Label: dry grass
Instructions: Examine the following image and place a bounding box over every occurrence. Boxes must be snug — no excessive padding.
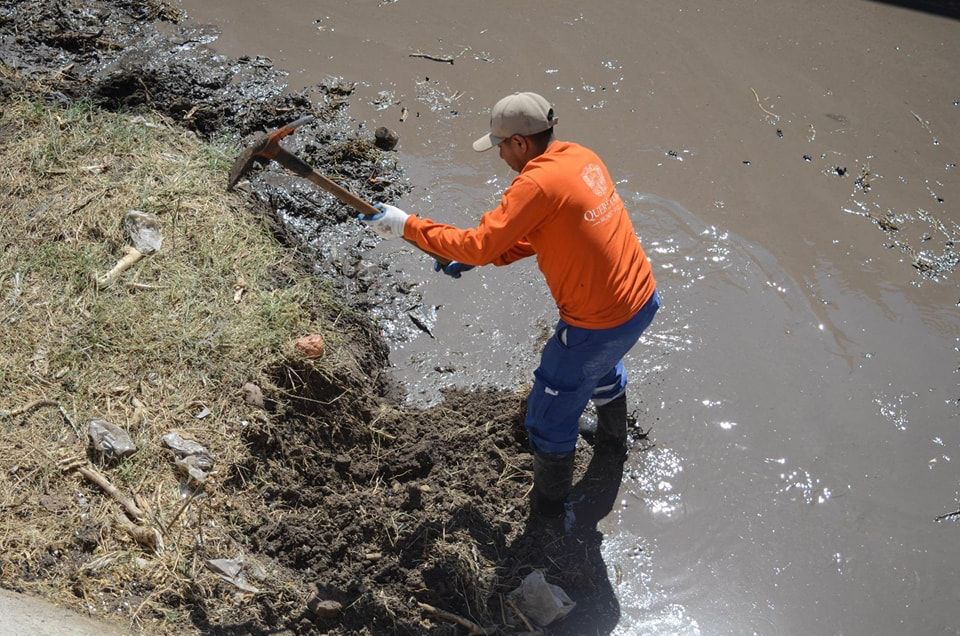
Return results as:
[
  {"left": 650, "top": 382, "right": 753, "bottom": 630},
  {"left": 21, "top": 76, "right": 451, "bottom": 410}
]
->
[{"left": 0, "top": 97, "right": 349, "bottom": 631}]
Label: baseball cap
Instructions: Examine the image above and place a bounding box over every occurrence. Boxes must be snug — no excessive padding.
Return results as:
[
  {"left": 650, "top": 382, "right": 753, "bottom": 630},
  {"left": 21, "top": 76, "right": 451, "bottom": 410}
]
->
[{"left": 472, "top": 92, "right": 559, "bottom": 152}]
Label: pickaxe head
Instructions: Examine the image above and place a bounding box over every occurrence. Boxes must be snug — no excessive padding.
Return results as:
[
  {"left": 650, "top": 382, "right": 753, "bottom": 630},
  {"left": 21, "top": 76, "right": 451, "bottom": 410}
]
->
[{"left": 227, "top": 115, "right": 316, "bottom": 191}]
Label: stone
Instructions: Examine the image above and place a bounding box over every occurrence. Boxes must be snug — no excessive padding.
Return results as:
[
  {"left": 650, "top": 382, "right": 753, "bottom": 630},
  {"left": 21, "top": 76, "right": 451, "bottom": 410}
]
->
[
  {"left": 374, "top": 126, "right": 399, "bottom": 151},
  {"left": 307, "top": 595, "right": 342, "bottom": 619}
]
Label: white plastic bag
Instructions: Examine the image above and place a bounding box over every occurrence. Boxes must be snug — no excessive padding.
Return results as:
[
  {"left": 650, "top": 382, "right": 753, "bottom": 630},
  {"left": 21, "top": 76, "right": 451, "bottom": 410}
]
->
[{"left": 509, "top": 569, "right": 576, "bottom": 627}]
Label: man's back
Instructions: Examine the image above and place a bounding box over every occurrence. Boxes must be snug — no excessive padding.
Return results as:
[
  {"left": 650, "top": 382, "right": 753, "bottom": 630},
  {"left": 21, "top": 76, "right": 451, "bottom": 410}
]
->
[{"left": 509, "top": 141, "right": 656, "bottom": 328}]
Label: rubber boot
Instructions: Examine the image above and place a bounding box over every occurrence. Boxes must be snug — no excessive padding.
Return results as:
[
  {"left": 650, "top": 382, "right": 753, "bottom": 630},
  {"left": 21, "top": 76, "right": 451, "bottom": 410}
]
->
[
  {"left": 532, "top": 451, "right": 575, "bottom": 518},
  {"left": 595, "top": 394, "right": 628, "bottom": 454}
]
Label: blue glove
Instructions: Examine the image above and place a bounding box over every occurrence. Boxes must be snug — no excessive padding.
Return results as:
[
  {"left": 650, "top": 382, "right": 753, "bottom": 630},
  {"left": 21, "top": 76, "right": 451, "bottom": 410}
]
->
[{"left": 433, "top": 260, "right": 475, "bottom": 279}]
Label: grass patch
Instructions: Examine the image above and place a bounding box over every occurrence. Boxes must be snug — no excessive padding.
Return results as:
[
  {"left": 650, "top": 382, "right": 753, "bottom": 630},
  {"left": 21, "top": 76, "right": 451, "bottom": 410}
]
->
[{"left": 0, "top": 96, "right": 362, "bottom": 631}]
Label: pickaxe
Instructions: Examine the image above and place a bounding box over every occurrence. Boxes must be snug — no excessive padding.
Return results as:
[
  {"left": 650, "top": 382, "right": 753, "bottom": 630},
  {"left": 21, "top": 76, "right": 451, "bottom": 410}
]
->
[{"left": 228, "top": 116, "right": 449, "bottom": 266}]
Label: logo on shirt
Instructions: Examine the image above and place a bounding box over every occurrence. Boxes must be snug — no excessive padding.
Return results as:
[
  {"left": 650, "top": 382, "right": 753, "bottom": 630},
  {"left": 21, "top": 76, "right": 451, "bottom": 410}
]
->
[
  {"left": 580, "top": 163, "right": 607, "bottom": 197},
  {"left": 583, "top": 191, "right": 621, "bottom": 225}
]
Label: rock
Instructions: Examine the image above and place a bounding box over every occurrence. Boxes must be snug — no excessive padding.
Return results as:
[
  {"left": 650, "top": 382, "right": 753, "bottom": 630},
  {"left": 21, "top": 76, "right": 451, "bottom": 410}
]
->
[
  {"left": 307, "top": 595, "right": 342, "bottom": 619},
  {"left": 374, "top": 126, "right": 399, "bottom": 151},
  {"left": 294, "top": 334, "right": 325, "bottom": 359},
  {"left": 87, "top": 419, "right": 137, "bottom": 461},
  {"left": 333, "top": 454, "right": 351, "bottom": 472},
  {"left": 242, "top": 382, "right": 265, "bottom": 409}
]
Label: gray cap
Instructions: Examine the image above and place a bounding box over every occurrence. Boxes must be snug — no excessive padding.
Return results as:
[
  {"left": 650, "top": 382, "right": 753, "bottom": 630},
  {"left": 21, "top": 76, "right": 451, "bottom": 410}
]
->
[{"left": 473, "top": 92, "right": 559, "bottom": 152}]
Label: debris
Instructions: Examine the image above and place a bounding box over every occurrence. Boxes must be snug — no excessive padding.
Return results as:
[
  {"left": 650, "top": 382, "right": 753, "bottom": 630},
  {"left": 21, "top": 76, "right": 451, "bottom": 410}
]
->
[
  {"left": 307, "top": 595, "right": 342, "bottom": 619},
  {"left": 175, "top": 455, "right": 212, "bottom": 483},
  {"left": 161, "top": 432, "right": 214, "bottom": 481},
  {"left": 242, "top": 382, "right": 265, "bottom": 409},
  {"left": 400, "top": 106, "right": 408, "bottom": 122},
  {"left": 193, "top": 405, "right": 211, "bottom": 419},
  {"left": 95, "top": 210, "right": 163, "bottom": 288},
  {"left": 233, "top": 274, "right": 247, "bottom": 303},
  {"left": 59, "top": 457, "right": 145, "bottom": 523},
  {"left": 409, "top": 51, "right": 455, "bottom": 64},
  {"left": 508, "top": 569, "right": 575, "bottom": 627},
  {"left": 408, "top": 312, "right": 435, "bottom": 338},
  {"left": 0, "top": 398, "right": 59, "bottom": 419},
  {"left": 776, "top": 128, "right": 783, "bottom": 138},
  {"left": 749, "top": 87, "right": 779, "bottom": 123},
  {"left": 834, "top": 166, "right": 847, "bottom": 177},
  {"left": 115, "top": 515, "right": 164, "bottom": 554},
  {"left": 418, "top": 601, "right": 493, "bottom": 635},
  {"left": 163, "top": 480, "right": 205, "bottom": 534},
  {"left": 803, "top": 154, "right": 813, "bottom": 162},
  {"left": 206, "top": 557, "right": 262, "bottom": 593},
  {"left": 506, "top": 597, "right": 537, "bottom": 633},
  {"left": 935, "top": 509, "right": 960, "bottom": 522},
  {"left": 87, "top": 418, "right": 137, "bottom": 461}
]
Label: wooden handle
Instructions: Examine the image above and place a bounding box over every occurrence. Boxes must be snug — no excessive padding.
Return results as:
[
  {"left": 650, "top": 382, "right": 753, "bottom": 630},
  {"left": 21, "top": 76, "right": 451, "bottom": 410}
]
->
[
  {"left": 304, "top": 171, "right": 380, "bottom": 217},
  {"left": 274, "top": 149, "right": 451, "bottom": 266},
  {"left": 96, "top": 247, "right": 145, "bottom": 288},
  {"left": 275, "top": 149, "right": 380, "bottom": 215}
]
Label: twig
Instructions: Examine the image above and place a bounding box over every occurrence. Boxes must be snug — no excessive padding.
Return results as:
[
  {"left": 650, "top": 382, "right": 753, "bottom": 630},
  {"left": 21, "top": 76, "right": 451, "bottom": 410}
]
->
[
  {"left": 417, "top": 602, "right": 493, "bottom": 635},
  {"left": 507, "top": 598, "right": 537, "bottom": 633},
  {"left": 115, "top": 514, "right": 164, "bottom": 554},
  {"left": 750, "top": 87, "right": 779, "bottom": 122},
  {"left": 163, "top": 482, "right": 205, "bottom": 536},
  {"left": 60, "top": 459, "right": 145, "bottom": 522},
  {"left": 409, "top": 52, "right": 454, "bottom": 64},
  {"left": 66, "top": 189, "right": 105, "bottom": 216},
  {"left": 0, "top": 399, "right": 59, "bottom": 419},
  {"left": 58, "top": 404, "right": 82, "bottom": 438}
]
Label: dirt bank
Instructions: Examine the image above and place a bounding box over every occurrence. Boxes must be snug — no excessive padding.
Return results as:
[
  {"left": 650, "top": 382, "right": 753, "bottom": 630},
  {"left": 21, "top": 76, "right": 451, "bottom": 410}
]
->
[{"left": 0, "top": 1, "right": 627, "bottom": 634}]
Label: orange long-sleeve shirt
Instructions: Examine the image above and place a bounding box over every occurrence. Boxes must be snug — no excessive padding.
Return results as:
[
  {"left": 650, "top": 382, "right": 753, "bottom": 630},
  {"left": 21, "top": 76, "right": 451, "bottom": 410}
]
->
[{"left": 404, "top": 141, "right": 656, "bottom": 329}]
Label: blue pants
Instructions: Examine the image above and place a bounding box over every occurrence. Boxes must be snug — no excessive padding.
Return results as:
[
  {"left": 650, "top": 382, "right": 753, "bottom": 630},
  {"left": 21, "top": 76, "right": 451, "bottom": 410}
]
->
[{"left": 525, "top": 290, "right": 660, "bottom": 454}]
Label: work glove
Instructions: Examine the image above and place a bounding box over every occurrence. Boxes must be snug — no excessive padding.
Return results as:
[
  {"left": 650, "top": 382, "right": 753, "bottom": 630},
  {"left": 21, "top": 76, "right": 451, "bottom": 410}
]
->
[
  {"left": 433, "top": 260, "right": 475, "bottom": 279},
  {"left": 359, "top": 203, "right": 409, "bottom": 239}
]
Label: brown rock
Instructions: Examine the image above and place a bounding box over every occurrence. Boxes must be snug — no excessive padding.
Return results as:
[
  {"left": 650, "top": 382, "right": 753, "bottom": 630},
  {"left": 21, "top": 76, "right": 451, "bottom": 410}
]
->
[
  {"left": 294, "top": 334, "right": 325, "bottom": 359},
  {"left": 308, "top": 595, "right": 342, "bottom": 619}
]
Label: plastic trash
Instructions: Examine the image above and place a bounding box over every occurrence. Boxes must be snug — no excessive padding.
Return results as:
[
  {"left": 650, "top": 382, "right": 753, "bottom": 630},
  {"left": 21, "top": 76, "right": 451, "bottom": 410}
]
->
[
  {"left": 87, "top": 419, "right": 137, "bottom": 460},
  {"left": 509, "top": 569, "right": 575, "bottom": 627}
]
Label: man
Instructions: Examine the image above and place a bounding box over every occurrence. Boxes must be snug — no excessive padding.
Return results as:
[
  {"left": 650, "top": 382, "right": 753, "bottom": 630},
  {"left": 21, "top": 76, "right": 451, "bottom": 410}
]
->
[{"left": 361, "top": 91, "right": 659, "bottom": 517}]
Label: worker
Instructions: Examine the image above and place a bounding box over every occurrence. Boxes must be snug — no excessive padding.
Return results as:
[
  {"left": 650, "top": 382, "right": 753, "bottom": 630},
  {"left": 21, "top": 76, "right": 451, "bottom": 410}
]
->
[{"left": 361, "top": 92, "right": 659, "bottom": 517}]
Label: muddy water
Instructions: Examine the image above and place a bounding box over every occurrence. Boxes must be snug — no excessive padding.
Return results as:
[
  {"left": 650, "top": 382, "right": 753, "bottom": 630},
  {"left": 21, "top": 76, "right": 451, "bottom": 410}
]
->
[{"left": 178, "top": 1, "right": 959, "bottom": 632}]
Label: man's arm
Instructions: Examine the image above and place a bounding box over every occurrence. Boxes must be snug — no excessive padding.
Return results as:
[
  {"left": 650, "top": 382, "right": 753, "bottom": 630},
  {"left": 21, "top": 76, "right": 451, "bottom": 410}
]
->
[
  {"left": 492, "top": 239, "right": 535, "bottom": 266},
  {"left": 403, "top": 177, "right": 546, "bottom": 266}
]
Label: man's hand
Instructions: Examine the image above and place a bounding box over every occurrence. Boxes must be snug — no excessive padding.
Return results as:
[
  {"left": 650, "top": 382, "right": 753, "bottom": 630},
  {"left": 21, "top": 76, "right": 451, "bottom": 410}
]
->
[
  {"left": 359, "top": 203, "right": 409, "bottom": 239},
  {"left": 433, "top": 260, "right": 475, "bottom": 279}
]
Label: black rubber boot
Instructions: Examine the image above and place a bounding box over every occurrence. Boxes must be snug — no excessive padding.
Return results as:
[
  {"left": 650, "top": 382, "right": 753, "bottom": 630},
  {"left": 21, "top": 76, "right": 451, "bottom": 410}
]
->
[
  {"left": 532, "top": 451, "right": 575, "bottom": 518},
  {"left": 595, "top": 394, "right": 628, "bottom": 453}
]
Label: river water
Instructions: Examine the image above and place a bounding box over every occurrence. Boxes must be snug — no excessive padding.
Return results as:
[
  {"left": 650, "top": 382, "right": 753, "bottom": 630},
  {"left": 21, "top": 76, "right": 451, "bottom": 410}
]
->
[{"left": 177, "top": 1, "right": 959, "bottom": 633}]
